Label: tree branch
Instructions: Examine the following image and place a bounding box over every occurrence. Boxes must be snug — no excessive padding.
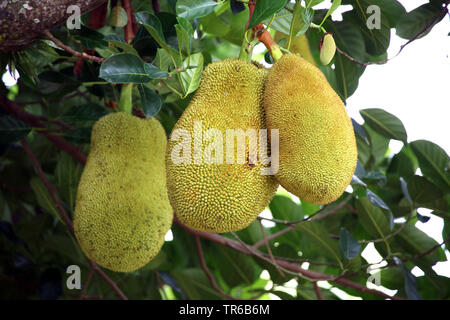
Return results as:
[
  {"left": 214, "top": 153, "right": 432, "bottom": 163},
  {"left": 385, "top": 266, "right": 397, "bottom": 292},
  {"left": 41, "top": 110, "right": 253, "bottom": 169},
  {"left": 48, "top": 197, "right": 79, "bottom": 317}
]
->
[
  {"left": 194, "top": 235, "right": 238, "bottom": 300},
  {"left": 174, "top": 218, "right": 405, "bottom": 300},
  {"left": 313, "top": 282, "right": 323, "bottom": 300},
  {"left": 43, "top": 30, "right": 105, "bottom": 64},
  {"left": 0, "top": 0, "right": 108, "bottom": 52}
]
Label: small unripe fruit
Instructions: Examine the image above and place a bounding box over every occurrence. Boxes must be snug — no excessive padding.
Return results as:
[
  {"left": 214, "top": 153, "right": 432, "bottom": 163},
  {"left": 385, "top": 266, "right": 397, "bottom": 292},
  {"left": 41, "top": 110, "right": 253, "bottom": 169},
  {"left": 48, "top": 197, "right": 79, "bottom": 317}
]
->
[{"left": 319, "top": 33, "right": 336, "bottom": 65}]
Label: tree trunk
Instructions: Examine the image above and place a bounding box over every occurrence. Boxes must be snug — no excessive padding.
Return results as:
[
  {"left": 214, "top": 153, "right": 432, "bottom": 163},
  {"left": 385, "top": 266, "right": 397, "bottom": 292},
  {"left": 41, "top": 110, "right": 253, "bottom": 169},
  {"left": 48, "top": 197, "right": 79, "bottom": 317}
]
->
[{"left": 0, "top": 0, "right": 107, "bottom": 52}]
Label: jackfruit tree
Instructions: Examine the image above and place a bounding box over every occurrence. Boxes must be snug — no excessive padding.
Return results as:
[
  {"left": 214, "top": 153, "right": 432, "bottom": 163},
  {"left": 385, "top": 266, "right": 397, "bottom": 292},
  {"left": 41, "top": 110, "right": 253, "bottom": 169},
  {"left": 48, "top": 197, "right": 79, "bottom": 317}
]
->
[{"left": 0, "top": 0, "right": 449, "bottom": 301}]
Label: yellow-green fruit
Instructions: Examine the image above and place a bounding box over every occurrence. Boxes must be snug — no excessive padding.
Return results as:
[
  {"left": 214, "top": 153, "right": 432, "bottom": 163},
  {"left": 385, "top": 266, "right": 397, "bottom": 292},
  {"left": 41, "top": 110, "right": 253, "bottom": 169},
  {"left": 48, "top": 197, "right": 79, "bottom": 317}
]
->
[
  {"left": 274, "top": 32, "right": 316, "bottom": 65},
  {"left": 320, "top": 33, "right": 336, "bottom": 65},
  {"left": 74, "top": 112, "right": 173, "bottom": 272},
  {"left": 166, "top": 59, "right": 279, "bottom": 233},
  {"left": 264, "top": 54, "right": 357, "bottom": 205}
]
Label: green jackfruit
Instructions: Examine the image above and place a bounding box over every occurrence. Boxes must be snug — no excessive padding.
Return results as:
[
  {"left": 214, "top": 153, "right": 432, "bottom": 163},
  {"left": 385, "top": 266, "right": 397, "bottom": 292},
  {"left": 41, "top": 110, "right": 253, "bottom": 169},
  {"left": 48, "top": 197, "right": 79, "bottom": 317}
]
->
[
  {"left": 74, "top": 112, "right": 173, "bottom": 272},
  {"left": 264, "top": 54, "right": 357, "bottom": 205},
  {"left": 166, "top": 59, "right": 279, "bottom": 233},
  {"left": 320, "top": 33, "right": 336, "bottom": 65}
]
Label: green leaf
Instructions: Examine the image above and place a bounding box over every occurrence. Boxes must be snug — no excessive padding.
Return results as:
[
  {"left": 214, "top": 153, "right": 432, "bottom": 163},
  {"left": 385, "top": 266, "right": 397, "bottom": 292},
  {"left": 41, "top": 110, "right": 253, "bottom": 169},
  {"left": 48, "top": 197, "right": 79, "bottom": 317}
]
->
[
  {"left": 289, "top": 6, "right": 314, "bottom": 41},
  {"left": 394, "top": 258, "right": 422, "bottom": 300},
  {"left": 175, "top": 17, "right": 193, "bottom": 57},
  {"left": 366, "top": 189, "right": 390, "bottom": 212},
  {"left": 270, "top": 8, "right": 293, "bottom": 35},
  {"left": 176, "top": 0, "right": 217, "bottom": 21},
  {"left": 396, "top": 224, "right": 445, "bottom": 267},
  {"left": 339, "top": 228, "right": 361, "bottom": 259},
  {"left": 296, "top": 221, "right": 343, "bottom": 268},
  {"left": 396, "top": 2, "right": 446, "bottom": 40},
  {"left": 346, "top": 0, "right": 391, "bottom": 56},
  {"left": 387, "top": 146, "right": 417, "bottom": 178},
  {"left": 137, "top": 85, "right": 162, "bottom": 117},
  {"left": 355, "top": 196, "right": 390, "bottom": 238},
  {"left": 143, "top": 63, "right": 170, "bottom": 79},
  {"left": 0, "top": 116, "right": 31, "bottom": 144},
  {"left": 269, "top": 194, "right": 304, "bottom": 222},
  {"left": 333, "top": 50, "right": 365, "bottom": 101},
  {"left": 406, "top": 175, "right": 447, "bottom": 211},
  {"left": 99, "top": 53, "right": 150, "bottom": 83},
  {"left": 61, "top": 103, "right": 108, "bottom": 124},
  {"left": 54, "top": 152, "right": 82, "bottom": 211},
  {"left": 249, "top": 0, "right": 289, "bottom": 29},
  {"left": 179, "top": 53, "right": 204, "bottom": 97},
  {"left": 29, "top": 177, "right": 61, "bottom": 223},
  {"left": 342, "top": 0, "right": 407, "bottom": 28},
  {"left": 360, "top": 108, "right": 407, "bottom": 143},
  {"left": 135, "top": 12, "right": 178, "bottom": 61},
  {"left": 319, "top": 0, "right": 342, "bottom": 26},
  {"left": 105, "top": 35, "right": 140, "bottom": 56},
  {"left": 210, "top": 244, "right": 261, "bottom": 288},
  {"left": 62, "top": 127, "right": 92, "bottom": 145},
  {"left": 171, "top": 268, "right": 224, "bottom": 300},
  {"left": 410, "top": 140, "right": 450, "bottom": 192},
  {"left": 400, "top": 177, "right": 412, "bottom": 205}
]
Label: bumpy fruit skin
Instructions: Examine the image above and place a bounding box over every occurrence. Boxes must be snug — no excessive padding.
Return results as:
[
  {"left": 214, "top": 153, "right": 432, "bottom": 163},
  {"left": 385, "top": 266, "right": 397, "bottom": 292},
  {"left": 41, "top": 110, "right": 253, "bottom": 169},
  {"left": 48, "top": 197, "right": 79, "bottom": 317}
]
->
[
  {"left": 74, "top": 112, "right": 173, "bottom": 272},
  {"left": 275, "top": 32, "right": 316, "bottom": 66},
  {"left": 319, "top": 33, "right": 336, "bottom": 65},
  {"left": 166, "top": 59, "right": 278, "bottom": 233},
  {"left": 264, "top": 54, "right": 357, "bottom": 205}
]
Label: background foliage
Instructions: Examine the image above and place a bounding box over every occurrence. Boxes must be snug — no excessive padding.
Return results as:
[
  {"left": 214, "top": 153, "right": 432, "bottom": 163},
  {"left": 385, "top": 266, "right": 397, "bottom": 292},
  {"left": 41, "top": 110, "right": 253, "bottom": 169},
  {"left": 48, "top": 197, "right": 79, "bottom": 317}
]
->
[{"left": 0, "top": 0, "right": 449, "bottom": 300}]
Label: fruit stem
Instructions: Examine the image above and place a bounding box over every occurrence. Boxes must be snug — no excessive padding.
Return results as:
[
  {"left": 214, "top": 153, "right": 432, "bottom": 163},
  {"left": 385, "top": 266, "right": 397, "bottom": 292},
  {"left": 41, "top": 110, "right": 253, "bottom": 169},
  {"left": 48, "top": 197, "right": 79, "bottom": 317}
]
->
[{"left": 253, "top": 24, "right": 283, "bottom": 62}]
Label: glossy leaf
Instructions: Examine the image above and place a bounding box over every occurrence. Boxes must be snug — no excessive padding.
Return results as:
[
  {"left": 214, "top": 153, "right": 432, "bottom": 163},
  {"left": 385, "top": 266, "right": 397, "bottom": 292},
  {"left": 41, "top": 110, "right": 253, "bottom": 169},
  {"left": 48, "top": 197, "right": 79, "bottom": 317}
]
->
[
  {"left": 297, "top": 221, "right": 343, "bottom": 268},
  {"left": 410, "top": 140, "right": 450, "bottom": 192},
  {"left": 355, "top": 196, "right": 390, "bottom": 238},
  {"left": 360, "top": 108, "right": 407, "bottom": 143},
  {"left": 99, "top": 53, "right": 150, "bottom": 83},
  {"left": 248, "top": 0, "right": 289, "bottom": 29},
  {"left": 339, "top": 228, "right": 361, "bottom": 259},
  {"left": 0, "top": 116, "right": 31, "bottom": 144},
  {"left": 138, "top": 85, "right": 163, "bottom": 117},
  {"left": 179, "top": 53, "right": 204, "bottom": 97},
  {"left": 176, "top": 0, "right": 217, "bottom": 21}
]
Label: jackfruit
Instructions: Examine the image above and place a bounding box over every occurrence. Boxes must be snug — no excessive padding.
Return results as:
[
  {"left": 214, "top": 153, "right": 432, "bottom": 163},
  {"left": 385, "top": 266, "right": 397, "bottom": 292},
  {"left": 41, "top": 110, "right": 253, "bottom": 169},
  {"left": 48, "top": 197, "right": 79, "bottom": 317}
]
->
[
  {"left": 74, "top": 112, "right": 173, "bottom": 272},
  {"left": 275, "top": 32, "right": 316, "bottom": 65},
  {"left": 320, "top": 33, "right": 336, "bottom": 65},
  {"left": 264, "top": 54, "right": 357, "bottom": 205},
  {"left": 166, "top": 59, "right": 279, "bottom": 233}
]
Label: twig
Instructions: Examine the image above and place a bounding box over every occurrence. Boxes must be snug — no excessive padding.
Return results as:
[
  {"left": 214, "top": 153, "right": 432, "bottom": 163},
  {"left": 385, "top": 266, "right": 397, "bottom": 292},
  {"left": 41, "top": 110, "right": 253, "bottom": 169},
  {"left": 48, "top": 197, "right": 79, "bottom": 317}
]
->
[
  {"left": 43, "top": 30, "right": 104, "bottom": 64},
  {"left": 194, "top": 235, "right": 238, "bottom": 300},
  {"left": 88, "top": 261, "right": 128, "bottom": 300},
  {"left": 80, "top": 268, "right": 95, "bottom": 299},
  {"left": 258, "top": 220, "right": 285, "bottom": 278},
  {"left": 414, "top": 236, "right": 450, "bottom": 260},
  {"left": 21, "top": 139, "right": 75, "bottom": 234},
  {"left": 313, "top": 282, "right": 323, "bottom": 300}
]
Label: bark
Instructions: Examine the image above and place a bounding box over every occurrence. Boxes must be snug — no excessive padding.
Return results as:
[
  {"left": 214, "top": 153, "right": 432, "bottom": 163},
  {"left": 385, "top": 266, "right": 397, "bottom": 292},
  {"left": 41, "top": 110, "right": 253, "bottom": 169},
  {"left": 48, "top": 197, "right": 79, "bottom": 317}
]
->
[{"left": 0, "top": 0, "right": 107, "bottom": 52}]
